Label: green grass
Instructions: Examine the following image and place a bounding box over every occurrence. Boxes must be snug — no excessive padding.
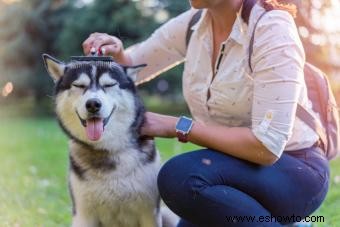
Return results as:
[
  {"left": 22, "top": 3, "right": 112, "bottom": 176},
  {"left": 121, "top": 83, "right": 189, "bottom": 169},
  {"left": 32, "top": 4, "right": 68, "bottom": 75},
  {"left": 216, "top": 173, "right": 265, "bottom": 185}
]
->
[{"left": 0, "top": 118, "right": 339, "bottom": 226}]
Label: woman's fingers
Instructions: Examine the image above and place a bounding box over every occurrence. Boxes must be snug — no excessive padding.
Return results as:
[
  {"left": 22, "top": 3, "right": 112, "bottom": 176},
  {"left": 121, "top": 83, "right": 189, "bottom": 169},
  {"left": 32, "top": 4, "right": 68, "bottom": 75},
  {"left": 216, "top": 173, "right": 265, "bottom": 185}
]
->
[
  {"left": 81, "top": 33, "right": 132, "bottom": 64},
  {"left": 82, "top": 33, "right": 100, "bottom": 55},
  {"left": 99, "top": 44, "right": 122, "bottom": 57},
  {"left": 82, "top": 33, "right": 123, "bottom": 56},
  {"left": 92, "top": 35, "right": 113, "bottom": 53},
  {"left": 82, "top": 38, "right": 93, "bottom": 55}
]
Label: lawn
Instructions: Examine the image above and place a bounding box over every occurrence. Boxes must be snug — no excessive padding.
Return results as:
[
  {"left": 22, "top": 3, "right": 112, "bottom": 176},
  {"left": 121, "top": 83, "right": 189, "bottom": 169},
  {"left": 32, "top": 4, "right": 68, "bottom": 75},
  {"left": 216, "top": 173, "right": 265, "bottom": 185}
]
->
[{"left": 0, "top": 118, "right": 339, "bottom": 226}]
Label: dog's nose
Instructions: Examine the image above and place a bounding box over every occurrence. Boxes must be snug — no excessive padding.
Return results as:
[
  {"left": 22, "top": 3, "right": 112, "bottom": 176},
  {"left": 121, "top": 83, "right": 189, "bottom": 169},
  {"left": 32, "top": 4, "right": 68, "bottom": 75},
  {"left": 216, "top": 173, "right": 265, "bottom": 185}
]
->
[{"left": 86, "top": 98, "right": 102, "bottom": 113}]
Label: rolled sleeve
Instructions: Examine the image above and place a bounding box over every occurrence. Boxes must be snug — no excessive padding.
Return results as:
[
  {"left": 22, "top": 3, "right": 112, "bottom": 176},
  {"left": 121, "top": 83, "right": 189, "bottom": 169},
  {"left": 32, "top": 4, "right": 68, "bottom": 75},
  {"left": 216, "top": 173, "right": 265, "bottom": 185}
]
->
[
  {"left": 251, "top": 10, "right": 306, "bottom": 157},
  {"left": 127, "top": 9, "right": 198, "bottom": 84}
]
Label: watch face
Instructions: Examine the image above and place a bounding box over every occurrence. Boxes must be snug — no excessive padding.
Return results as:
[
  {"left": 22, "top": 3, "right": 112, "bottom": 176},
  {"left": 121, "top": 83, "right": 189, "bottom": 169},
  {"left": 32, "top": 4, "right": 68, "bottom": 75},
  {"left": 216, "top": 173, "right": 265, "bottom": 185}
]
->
[{"left": 176, "top": 117, "right": 193, "bottom": 132}]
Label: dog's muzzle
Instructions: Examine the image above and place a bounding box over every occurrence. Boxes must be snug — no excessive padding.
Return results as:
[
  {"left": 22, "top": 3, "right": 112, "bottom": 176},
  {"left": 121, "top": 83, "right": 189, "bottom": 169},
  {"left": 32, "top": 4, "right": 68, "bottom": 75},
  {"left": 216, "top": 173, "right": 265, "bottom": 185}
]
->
[{"left": 76, "top": 106, "right": 115, "bottom": 141}]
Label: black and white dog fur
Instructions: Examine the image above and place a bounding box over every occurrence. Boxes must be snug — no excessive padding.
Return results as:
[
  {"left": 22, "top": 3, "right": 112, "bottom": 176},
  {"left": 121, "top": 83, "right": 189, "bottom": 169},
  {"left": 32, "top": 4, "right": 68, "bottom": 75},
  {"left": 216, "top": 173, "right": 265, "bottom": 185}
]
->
[{"left": 42, "top": 54, "right": 178, "bottom": 227}]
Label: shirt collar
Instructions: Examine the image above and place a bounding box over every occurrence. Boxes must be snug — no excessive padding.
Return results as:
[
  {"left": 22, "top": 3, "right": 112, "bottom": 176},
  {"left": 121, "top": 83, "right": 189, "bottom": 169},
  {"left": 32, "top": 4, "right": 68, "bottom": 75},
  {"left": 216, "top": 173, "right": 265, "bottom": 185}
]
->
[{"left": 190, "top": 6, "right": 248, "bottom": 46}]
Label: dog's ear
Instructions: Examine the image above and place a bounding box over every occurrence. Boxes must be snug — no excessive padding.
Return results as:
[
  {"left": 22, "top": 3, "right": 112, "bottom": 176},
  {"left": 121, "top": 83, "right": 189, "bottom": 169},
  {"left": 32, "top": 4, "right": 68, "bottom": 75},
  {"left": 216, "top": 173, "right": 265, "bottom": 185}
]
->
[
  {"left": 42, "top": 54, "right": 66, "bottom": 82},
  {"left": 122, "top": 64, "right": 147, "bottom": 82}
]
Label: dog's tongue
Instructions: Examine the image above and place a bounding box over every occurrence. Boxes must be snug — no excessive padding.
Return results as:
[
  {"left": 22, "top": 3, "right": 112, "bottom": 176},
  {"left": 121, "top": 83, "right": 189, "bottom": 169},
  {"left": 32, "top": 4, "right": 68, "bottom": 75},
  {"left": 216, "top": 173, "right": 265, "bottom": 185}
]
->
[{"left": 86, "top": 118, "right": 104, "bottom": 141}]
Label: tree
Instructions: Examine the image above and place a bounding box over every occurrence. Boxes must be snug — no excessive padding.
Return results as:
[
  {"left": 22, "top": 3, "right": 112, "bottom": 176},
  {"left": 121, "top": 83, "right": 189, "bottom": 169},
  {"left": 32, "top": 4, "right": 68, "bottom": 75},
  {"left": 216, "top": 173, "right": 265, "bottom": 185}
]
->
[
  {"left": 56, "top": 0, "right": 158, "bottom": 58},
  {"left": 0, "top": 0, "right": 71, "bottom": 102}
]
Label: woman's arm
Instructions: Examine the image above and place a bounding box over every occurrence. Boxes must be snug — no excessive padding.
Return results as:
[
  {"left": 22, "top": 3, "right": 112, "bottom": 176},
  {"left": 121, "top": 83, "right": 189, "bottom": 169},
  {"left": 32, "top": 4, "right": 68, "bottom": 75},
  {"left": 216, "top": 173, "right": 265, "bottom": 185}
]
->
[
  {"left": 141, "top": 112, "right": 278, "bottom": 166},
  {"left": 126, "top": 9, "right": 198, "bottom": 84},
  {"left": 82, "top": 9, "right": 199, "bottom": 84}
]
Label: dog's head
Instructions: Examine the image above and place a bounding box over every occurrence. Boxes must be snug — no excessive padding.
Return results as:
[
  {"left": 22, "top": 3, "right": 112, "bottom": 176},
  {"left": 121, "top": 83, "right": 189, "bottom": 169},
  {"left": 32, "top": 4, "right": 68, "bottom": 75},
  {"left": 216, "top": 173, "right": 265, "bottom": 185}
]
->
[{"left": 42, "top": 54, "right": 146, "bottom": 148}]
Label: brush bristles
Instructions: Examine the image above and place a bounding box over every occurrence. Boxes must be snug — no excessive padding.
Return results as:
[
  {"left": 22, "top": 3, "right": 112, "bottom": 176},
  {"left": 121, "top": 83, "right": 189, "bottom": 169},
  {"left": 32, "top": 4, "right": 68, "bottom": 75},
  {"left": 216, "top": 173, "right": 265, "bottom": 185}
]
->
[{"left": 68, "top": 61, "right": 121, "bottom": 69}]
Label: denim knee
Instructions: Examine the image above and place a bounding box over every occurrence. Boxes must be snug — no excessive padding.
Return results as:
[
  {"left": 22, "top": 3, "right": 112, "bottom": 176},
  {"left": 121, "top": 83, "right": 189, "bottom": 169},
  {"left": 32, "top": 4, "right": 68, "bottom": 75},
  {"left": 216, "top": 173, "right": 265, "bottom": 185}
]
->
[
  {"left": 157, "top": 159, "right": 173, "bottom": 199},
  {"left": 157, "top": 155, "right": 211, "bottom": 212},
  {"left": 157, "top": 157, "right": 188, "bottom": 201}
]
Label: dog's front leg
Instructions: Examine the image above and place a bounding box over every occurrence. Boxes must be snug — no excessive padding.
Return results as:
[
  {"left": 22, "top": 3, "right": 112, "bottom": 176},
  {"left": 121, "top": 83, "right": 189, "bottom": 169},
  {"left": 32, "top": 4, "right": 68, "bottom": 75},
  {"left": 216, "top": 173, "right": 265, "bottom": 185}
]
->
[
  {"left": 139, "top": 210, "right": 161, "bottom": 227},
  {"left": 72, "top": 213, "right": 99, "bottom": 227}
]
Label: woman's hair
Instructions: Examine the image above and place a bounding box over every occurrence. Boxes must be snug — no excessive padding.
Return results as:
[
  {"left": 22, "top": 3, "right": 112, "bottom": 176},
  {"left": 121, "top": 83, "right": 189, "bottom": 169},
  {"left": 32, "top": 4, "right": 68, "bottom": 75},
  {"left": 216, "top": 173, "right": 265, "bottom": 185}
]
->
[{"left": 260, "top": 0, "right": 297, "bottom": 17}]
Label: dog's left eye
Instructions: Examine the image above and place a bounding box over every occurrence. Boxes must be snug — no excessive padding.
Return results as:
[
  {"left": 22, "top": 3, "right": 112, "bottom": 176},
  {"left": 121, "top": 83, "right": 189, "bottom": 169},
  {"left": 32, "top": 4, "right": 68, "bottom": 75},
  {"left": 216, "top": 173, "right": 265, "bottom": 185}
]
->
[
  {"left": 103, "top": 83, "right": 117, "bottom": 88},
  {"left": 72, "top": 84, "right": 86, "bottom": 89}
]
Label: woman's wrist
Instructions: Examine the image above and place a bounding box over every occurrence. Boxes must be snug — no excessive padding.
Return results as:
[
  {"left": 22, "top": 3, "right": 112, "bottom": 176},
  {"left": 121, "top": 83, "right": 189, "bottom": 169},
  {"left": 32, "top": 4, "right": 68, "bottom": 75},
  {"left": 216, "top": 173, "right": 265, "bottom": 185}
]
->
[
  {"left": 141, "top": 112, "right": 178, "bottom": 138},
  {"left": 166, "top": 116, "right": 178, "bottom": 138},
  {"left": 115, "top": 52, "right": 133, "bottom": 65}
]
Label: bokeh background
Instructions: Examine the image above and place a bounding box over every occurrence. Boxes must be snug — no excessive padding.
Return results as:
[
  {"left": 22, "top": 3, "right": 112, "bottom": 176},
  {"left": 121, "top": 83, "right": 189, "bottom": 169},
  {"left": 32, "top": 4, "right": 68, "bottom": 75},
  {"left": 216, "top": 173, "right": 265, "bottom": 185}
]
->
[{"left": 0, "top": 0, "right": 339, "bottom": 226}]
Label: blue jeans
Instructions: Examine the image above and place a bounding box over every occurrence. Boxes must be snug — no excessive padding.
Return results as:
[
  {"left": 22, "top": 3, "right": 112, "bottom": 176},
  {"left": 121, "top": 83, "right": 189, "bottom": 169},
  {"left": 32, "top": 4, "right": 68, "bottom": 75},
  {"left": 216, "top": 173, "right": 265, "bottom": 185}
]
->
[{"left": 157, "top": 146, "right": 329, "bottom": 227}]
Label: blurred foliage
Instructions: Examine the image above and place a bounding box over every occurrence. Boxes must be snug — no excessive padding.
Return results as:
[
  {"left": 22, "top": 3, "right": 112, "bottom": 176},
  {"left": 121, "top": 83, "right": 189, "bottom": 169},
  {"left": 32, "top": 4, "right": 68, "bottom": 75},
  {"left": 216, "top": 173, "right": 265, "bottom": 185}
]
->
[
  {"left": 0, "top": 0, "right": 159, "bottom": 109},
  {"left": 0, "top": 0, "right": 340, "bottom": 115},
  {"left": 295, "top": 1, "right": 340, "bottom": 69},
  {"left": 56, "top": 0, "right": 158, "bottom": 58}
]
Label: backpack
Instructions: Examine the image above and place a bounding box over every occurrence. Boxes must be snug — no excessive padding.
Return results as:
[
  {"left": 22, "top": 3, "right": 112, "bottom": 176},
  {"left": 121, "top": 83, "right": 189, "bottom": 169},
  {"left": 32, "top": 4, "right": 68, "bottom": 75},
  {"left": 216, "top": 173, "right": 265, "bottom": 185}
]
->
[{"left": 185, "top": 1, "right": 340, "bottom": 160}]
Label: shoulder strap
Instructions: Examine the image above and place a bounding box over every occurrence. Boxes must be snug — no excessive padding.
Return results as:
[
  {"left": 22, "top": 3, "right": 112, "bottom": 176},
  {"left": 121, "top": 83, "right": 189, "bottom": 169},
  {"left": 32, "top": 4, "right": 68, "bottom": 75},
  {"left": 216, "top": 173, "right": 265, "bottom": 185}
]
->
[
  {"left": 296, "top": 104, "right": 327, "bottom": 146},
  {"left": 242, "top": 0, "right": 258, "bottom": 24},
  {"left": 248, "top": 11, "right": 268, "bottom": 72},
  {"left": 185, "top": 10, "right": 203, "bottom": 48},
  {"left": 186, "top": 0, "right": 258, "bottom": 48}
]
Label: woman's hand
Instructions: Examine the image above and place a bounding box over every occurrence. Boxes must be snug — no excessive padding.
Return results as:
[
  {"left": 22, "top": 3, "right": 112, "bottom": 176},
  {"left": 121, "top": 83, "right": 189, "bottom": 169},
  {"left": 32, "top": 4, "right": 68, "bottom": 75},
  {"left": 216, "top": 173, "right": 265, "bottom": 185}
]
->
[
  {"left": 82, "top": 32, "right": 132, "bottom": 65},
  {"left": 141, "top": 112, "right": 178, "bottom": 138}
]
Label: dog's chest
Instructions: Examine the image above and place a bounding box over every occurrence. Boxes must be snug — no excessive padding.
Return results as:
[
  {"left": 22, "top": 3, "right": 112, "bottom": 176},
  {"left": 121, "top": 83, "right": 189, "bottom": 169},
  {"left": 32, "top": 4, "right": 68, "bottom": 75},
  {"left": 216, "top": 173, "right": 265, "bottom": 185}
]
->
[
  {"left": 69, "top": 146, "right": 160, "bottom": 224},
  {"left": 70, "top": 164, "right": 159, "bottom": 226},
  {"left": 74, "top": 165, "right": 157, "bottom": 198}
]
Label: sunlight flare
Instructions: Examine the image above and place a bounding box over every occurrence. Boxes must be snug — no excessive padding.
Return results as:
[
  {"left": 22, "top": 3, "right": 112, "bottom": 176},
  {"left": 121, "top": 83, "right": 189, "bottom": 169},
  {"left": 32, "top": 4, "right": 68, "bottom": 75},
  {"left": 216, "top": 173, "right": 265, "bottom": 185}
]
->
[
  {"left": 2, "top": 82, "right": 14, "bottom": 97},
  {"left": 2, "top": 0, "right": 20, "bottom": 4}
]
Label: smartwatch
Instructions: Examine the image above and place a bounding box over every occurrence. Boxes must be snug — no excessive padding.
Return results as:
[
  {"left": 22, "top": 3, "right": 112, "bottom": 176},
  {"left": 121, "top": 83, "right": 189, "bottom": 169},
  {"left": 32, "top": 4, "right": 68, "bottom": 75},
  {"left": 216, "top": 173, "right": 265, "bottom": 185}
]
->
[{"left": 175, "top": 116, "right": 193, "bottom": 143}]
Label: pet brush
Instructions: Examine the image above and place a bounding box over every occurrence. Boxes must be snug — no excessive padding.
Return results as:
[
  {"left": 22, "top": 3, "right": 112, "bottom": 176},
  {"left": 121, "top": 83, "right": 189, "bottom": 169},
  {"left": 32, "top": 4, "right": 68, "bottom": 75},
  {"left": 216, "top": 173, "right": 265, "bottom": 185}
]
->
[{"left": 70, "top": 48, "right": 114, "bottom": 62}]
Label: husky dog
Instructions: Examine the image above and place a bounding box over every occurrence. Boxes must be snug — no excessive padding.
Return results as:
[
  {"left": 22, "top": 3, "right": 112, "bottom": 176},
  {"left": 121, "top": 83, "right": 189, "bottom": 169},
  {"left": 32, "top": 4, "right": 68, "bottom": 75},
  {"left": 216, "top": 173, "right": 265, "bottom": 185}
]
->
[{"left": 42, "top": 54, "right": 177, "bottom": 227}]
